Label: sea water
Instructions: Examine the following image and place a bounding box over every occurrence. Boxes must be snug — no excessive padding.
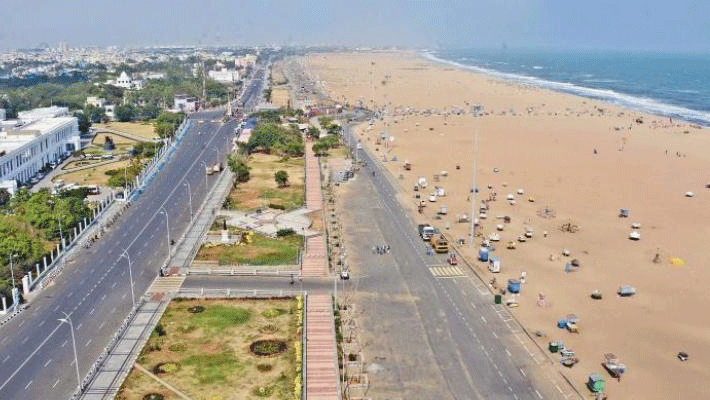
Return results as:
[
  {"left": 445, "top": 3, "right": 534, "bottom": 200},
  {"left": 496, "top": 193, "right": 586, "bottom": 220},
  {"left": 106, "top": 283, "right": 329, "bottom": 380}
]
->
[{"left": 425, "top": 49, "right": 710, "bottom": 126}]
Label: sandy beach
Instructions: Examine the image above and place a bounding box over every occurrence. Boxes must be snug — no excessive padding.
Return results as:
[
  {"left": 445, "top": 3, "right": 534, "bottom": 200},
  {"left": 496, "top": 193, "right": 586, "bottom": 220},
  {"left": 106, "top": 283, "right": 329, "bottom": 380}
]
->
[{"left": 301, "top": 51, "right": 710, "bottom": 399}]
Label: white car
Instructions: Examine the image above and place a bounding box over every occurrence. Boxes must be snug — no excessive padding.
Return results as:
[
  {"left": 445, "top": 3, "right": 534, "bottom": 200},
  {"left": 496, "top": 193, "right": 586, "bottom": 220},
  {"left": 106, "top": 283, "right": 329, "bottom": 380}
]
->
[{"left": 428, "top": 194, "right": 437, "bottom": 202}]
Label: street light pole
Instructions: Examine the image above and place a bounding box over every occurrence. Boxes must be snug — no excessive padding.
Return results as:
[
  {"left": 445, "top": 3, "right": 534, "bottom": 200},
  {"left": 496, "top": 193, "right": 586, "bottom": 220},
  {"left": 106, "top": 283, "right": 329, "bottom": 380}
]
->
[
  {"left": 9, "top": 253, "right": 16, "bottom": 290},
  {"left": 200, "top": 161, "right": 208, "bottom": 189},
  {"left": 58, "top": 312, "right": 81, "bottom": 393},
  {"left": 159, "top": 207, "right": 170, "bottom": 266},
  {"left": 120, "top": 249, "right": 136, "bottom": 308},
  {"left": 184, "top": 182, "right": 193, "bottom": 222}
]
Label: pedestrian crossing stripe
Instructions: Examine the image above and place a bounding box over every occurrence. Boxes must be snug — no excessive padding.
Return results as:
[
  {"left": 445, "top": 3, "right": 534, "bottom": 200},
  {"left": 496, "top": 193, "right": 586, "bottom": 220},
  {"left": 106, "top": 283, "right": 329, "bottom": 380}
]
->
[
  {"left": 429, "top": 266, "right": 465, "bottom": 277},
  {"left": 147, "top": 276, "right": 186, "bottom": 293}
]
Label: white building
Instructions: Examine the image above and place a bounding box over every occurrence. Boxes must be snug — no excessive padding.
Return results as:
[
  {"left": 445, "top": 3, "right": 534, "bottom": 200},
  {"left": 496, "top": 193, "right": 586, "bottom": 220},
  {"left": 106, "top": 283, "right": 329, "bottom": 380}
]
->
[
  {"left": 86, "top": 96, "right": 107, "bottom": 108},
  {"left": 0, "top": 111, "right": 80, "bottom": 194},
  {"left": 17, "top": 106, "right": 69, "bottom": 122},
  {"left": 104, "top": 104, "right": 116, "bottom": 121},
  {"left": 173, "top": 94, "right": 198, "bottom": 113},
  {"left": 208, "top": 68, "right": 240, "bottom": 84},
  {"left": 0, "top": 109, "right": 6, "bottom": 121},
  {"left": 113, "top": 71, "right": 143, "bottom": 90}
]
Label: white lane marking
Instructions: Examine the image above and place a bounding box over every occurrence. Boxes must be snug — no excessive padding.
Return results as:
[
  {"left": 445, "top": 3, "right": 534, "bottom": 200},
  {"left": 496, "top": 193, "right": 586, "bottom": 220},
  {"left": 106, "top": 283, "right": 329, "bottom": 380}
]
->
[
  {"left": 555, "top": 384, "right": 563, "bottom": 393},
  {"left": 535, "top": 389, "right": 543, "bottom": 399},
  {"left": 18, "top": 320, "right": 24, "bottom": 327},
  {"left": 76, "top": 323, "right": 82, "bottom": 331},
  {"left": 21, "top": 337, "right": 29, "bottom": 345},
  {"left": 2, "top": 356, "right": 9, "bottom": 364},
  {"left": 505, "top": 348, "right": 512, "bottom": 357},
  {"left": 89, "top": 307, "right": 95, "bottom": 315},
  {"left": 480, "top": 316, "right": 487, "bottom": 323},
  {"left": 492, "top": 331, "right": 498, "bottom": 338},
  {"left": 38, "top": 320, "right": 45, "bottom": 327},
  {"left": 43, "top": 359, "right": 51, "bottom": 367},
  {"left": 24, "top": 380, "right": 32, "bottom": 390},
  {"left": 52, "top": 379, "right": 60, "bottom": 388},
  {"left": 85, "top": 339, "right": 92, "bottom": 347},
  {"left": 61, "top": 340, "right": 67, "bottom": 348},
  {"left": 520, "top": 368, "right": 527, "bottom": 377}
]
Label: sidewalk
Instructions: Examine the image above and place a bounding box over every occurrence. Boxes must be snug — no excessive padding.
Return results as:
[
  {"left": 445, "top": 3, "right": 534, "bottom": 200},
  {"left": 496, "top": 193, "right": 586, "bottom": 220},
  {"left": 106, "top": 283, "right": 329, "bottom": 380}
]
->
[
  {"left": 301, "top": 138, "right": 327, "bottom": 277},
  {"left": 76, "top": 299, "right": 169, "bottom": 400},
  {"left": 171, "top": 168, "right": 234, "bottom": 275},
  {"left": 306, "top": 294, "right": 340, "bottom": 400}
]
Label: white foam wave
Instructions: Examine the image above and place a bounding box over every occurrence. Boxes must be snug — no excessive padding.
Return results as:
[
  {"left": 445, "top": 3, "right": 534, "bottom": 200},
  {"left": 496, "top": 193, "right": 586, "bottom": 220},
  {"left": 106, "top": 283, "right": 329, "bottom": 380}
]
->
[
  {"left": 532, "top": 66, "right": 543, "bottom": 70},
  {"left": 422, "top": 52, "right": 710, "bottom": 126}
]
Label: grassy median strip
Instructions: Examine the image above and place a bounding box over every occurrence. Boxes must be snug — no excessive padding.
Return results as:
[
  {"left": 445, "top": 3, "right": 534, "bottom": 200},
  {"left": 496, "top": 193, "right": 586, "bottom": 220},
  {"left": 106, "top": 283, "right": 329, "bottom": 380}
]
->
[
  {"left": 225, "top": 153, "right": 304, "bottom": 211},
  {"left": 117, "top": 298, "right": 302, "bottom": 400},
  {"left": 196, "top": 231, "right": 302, "bottom": 266}
]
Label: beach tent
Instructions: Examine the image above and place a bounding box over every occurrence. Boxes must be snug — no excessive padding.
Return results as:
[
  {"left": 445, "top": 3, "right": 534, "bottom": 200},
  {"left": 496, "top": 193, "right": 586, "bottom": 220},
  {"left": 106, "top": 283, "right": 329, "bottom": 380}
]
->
[{"left": 669, "top": 258, "right": 685, "bottom": 266}]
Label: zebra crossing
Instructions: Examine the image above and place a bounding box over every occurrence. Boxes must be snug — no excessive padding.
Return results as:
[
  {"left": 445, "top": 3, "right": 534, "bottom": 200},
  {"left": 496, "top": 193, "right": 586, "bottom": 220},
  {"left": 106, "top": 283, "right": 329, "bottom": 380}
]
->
[
  {"left": 429, "top": 265, "right": 466, "bottom": 277},
  {"left": 146, "top": 276, "right": 186, "bottom": 294}
]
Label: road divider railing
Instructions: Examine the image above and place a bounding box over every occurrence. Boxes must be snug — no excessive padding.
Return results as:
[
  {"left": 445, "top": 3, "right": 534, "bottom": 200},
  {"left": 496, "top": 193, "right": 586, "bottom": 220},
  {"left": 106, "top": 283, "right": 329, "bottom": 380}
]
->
[{"left": 174, "top": 288, "right": 304, "bottom": 299}]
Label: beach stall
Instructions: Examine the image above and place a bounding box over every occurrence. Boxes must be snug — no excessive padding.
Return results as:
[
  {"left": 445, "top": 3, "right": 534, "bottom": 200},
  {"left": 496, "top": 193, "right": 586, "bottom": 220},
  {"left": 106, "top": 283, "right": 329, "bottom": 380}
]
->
[
  {"left": 489, "top": 256, "right": 501, "bottom": 273},
  {"left": 479, "top": 247, "right": 489, "bottom": 261},
  {"left": 507, "top": 278, "right": 521, "bottom": 293},
  {"left": 587, "top": 373, "right": 606, "bottom": 393}
]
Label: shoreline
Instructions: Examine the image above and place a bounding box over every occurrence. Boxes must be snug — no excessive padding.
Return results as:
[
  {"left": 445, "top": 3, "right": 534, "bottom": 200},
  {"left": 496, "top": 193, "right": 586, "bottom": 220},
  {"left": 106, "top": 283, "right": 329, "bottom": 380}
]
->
[
  {"left": 303, "top": 50, "right": 710, "bottom": 400},
  {"left": 420, "top": 50, "right": 710, "bottom": 128}
]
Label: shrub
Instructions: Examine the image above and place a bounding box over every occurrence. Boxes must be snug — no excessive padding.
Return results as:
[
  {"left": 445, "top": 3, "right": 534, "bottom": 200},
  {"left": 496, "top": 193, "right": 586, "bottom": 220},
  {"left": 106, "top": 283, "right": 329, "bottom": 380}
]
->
[
  {"left": 268, "top": 203, "right": 285, "bottom": 210},
  {"left": 276, "top": 228, "right": 295, "bottom": 237}
]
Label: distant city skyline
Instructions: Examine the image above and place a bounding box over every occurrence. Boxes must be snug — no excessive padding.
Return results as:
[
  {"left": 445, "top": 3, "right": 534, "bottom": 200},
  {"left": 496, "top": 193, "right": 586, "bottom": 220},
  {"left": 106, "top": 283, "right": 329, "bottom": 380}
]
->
[{"left": 1, "top": 0, "right": 709, "bottom": 52}]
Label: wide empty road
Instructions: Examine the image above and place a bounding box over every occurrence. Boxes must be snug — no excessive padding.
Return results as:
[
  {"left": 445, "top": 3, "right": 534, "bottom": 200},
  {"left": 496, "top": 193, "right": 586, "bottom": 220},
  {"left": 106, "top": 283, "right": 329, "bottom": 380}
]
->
[
  {"left": 339, "top": 128, "right": 574, "bottom": 400},
  {"left": 0, "top": 70, "right": 264, "bottom": 400}
]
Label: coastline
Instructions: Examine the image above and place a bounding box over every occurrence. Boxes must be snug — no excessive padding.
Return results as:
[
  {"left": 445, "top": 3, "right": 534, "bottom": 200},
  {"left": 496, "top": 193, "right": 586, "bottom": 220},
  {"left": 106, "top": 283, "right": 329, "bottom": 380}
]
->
[
  {"left": 302, "top": 50, "right": 710, "bottom": 400},
  {"left": 421, "top": 50, "right": 710, "bottom": 128}
]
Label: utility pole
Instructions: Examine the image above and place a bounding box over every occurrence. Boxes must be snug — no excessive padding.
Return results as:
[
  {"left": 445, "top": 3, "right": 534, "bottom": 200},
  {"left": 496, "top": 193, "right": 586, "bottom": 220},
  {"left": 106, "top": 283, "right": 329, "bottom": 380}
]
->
[
  {"left": 470, "top": 117, "right": 478, "bottom": 247},
  {"left": 59, "top": 312, "right": 81, "bottom": 394}
]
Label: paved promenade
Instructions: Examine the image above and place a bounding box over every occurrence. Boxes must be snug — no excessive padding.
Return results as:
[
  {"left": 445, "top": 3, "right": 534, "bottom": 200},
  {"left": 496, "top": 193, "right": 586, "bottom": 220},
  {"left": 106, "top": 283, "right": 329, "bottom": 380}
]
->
[
  {"left": 306, "top": 294, "right": 340, "bottom": 400},
  {"left": 301, "top": 138, "right": 327, "bottom": 277}
]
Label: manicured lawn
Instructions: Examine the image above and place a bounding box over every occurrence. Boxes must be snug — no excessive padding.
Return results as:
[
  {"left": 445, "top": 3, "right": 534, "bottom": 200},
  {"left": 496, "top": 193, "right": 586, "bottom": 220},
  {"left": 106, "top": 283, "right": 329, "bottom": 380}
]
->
[
  {"left": 95, "top": 122, "right": 158, "bottom": 139},
  {"left": 195, "top": 232, "right": 303, "bottom": 266},
  {"left": 52, "top": 159, "right": 134, "bottom": 186},
  {"left": 226, "top": 154, "right": 305, "bottom": 211},
  {"left": 116, "top": 298, "right": 302, "bottom": 400}
]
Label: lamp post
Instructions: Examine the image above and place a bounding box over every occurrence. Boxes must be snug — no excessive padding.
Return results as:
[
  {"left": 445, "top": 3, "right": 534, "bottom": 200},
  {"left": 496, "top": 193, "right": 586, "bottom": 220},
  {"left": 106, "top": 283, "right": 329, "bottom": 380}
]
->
[
  {"left": 120, "top": 249, "right": 136, "bottom": 308},
  {"left": 159, "top": 207, "right": 170, "bottom": 266},
  {"left": 9, "top": 253, "right": 16, "bottom": 291},
  {"left": 200, "top": 161, "right": 208, "bottom": 189},
  {"left": 58, "top": 312, "right": 81, "bottom": 393},
  {"left": 184, "top": 182, "right": 193, "bottom": 222}
]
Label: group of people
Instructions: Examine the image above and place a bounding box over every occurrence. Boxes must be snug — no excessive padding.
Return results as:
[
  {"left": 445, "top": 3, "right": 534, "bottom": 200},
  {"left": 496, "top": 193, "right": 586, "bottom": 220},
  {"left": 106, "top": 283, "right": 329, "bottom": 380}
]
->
[{"left": 373, "top": 244, "right": 391, "bottom": 255}]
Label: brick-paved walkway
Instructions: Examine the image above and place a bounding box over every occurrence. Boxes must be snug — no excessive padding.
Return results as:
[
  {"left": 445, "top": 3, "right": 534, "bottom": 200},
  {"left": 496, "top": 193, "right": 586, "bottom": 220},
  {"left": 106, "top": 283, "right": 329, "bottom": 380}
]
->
[
  {"left": 301, "top": 138, "right": 327, "bottom": 277},
  {"left": 301, "top": 235, "right": 327, "bottom": 277},
  {"left": 306, "top": 294, "right": 340, "bottom": 400},
  {"left": 305, "top": 138, "right": 323, "bottom": 211}
]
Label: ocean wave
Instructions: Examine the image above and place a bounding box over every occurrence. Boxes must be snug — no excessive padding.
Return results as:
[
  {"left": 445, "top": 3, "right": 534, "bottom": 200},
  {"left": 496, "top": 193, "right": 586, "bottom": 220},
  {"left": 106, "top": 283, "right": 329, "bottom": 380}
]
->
[
  {"left": 583, "top": 78, "right": 621, "bottom": 83},
  {"left": 532, "top": 66, "right": 544, "bottom": 70},
  {"left": 422, "top": 51, "right": 710, "bottom": 126}
]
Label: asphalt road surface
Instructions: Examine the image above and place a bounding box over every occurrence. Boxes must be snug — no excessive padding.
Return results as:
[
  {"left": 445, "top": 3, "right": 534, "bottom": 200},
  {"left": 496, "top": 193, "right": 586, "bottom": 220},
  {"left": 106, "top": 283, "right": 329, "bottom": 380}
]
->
[
  {"left": 336, "top": 127, "right": 571, "bottom": 400},
  {"left": 0, "top": 69, "right": 264, "bottom": 400}
]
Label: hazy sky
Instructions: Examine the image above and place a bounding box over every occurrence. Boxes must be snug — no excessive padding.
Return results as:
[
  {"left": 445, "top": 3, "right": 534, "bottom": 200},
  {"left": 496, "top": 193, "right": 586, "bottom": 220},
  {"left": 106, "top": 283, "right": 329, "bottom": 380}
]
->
[{"left": 1, "top": 0, "right": 709, "bottom": 52}]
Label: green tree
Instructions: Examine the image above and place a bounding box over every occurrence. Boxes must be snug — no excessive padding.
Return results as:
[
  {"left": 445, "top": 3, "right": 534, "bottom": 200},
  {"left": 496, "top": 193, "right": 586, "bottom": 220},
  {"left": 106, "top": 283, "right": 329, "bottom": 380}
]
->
[
  {"left": 312, "top": 141, "right": 328, "bottom": 156},
  {"left": 0, "top": 188, "right": 10, "bottom": 207},
  {"left": 83, "top": 105, "right": 106, "bottom": 123},
  {"left": 274, "top": 170, "right": 288, "bottom": 187},
  {"left": 227, "top": 154, "right": 250, "bottom": 183},
  {"left": 114, "top": 104, "right": 135, "bottom": 122},
  {"left": 306, "top": 126, "right": 320, "bottom": 140},
  {"left": 73, "top": 111, "right": 91, "bottom": 134}
]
